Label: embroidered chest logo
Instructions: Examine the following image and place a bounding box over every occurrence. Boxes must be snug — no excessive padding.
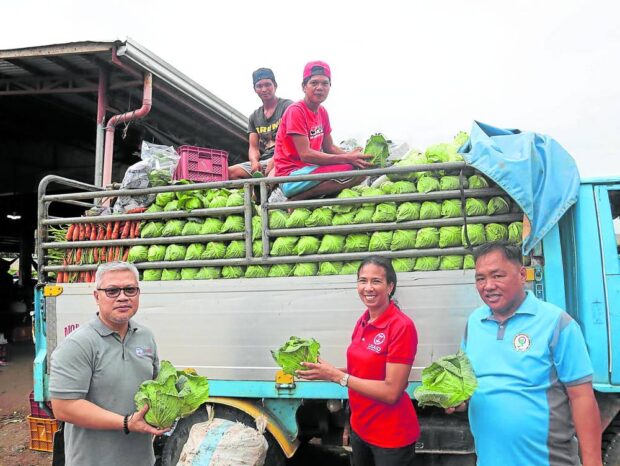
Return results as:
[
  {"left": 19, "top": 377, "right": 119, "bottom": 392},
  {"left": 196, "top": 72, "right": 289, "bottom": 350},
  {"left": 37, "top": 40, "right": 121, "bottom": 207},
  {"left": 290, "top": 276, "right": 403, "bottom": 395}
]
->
[
  {"left": 367, "top": 333, "right": 386, "bottom": 353},
  {"left": 513, "top": 334, "right": 531, "bottom": 352},
  {"left": 373, "top": 333, "right": 386, "bottom": 345},
  {"left": 135, "top": 346, "right": 153, "bottom": 357}
]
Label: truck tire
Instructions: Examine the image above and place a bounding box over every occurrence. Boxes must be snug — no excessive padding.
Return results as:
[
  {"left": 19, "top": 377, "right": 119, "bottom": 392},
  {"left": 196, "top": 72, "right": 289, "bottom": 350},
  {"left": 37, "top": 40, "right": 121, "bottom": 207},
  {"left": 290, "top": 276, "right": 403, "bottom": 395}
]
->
[
  {"left": 160, "top": 404, "right": 286, "bottom": 466},
  {"left": 604, "top": 417, "right": 620, "bottom": 466}
]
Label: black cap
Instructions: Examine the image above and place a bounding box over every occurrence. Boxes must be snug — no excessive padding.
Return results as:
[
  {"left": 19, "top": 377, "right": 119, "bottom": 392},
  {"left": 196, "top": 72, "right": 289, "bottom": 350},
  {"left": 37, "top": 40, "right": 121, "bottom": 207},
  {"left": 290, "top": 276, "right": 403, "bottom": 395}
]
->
[{"left": 252, "top": 68, "right": 276, "bottom": 86}]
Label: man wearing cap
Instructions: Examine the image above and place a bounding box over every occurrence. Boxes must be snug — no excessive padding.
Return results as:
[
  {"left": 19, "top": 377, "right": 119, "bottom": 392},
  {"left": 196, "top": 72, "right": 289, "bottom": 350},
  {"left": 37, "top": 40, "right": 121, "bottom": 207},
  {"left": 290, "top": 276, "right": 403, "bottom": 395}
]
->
[
  {"left": 272, "top": 61, "right": 372, "bottom": 200},
  {"left": 228, "top": 68, "right": 292, "bottom": 180}
]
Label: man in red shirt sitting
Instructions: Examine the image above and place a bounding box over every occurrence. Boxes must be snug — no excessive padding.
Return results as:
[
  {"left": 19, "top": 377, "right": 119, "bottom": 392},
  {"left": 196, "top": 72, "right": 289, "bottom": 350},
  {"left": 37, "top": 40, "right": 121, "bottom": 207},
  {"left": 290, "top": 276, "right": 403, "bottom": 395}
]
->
[{"left": 272, "top": 61, "right": 372, "bottom": 200}]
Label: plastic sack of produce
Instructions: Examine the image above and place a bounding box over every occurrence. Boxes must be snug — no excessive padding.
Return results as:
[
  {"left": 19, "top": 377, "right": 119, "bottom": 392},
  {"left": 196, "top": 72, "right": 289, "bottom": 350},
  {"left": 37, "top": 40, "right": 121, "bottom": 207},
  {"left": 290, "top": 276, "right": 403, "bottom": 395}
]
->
[
  {"left": 175, "top": 418, "right": 268, "bottom": 466},
  {"left": 141, "top": 141, "right": 180, "bottom": 186}
]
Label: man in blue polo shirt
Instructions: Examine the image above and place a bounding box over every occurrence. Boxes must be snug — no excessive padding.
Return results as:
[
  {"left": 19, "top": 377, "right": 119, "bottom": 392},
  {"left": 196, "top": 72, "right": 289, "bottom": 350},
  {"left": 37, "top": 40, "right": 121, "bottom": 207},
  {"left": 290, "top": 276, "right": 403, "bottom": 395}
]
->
[{"left": 454, "top": 242, "right": 602, "bottom": 466}]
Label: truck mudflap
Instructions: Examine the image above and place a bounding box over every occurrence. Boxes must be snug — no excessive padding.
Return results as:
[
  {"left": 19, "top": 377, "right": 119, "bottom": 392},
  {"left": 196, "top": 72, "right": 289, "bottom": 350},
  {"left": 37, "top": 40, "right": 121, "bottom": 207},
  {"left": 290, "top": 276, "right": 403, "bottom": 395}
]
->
[{"left": 207, "top": 396, "right": 301, "bottom": 458}]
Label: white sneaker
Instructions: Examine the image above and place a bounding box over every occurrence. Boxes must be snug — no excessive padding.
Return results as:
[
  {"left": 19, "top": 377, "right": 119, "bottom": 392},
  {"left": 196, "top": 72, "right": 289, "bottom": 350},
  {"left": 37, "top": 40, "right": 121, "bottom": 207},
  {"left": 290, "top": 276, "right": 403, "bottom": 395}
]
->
[{"left": 268, "top": 187, "right": 288, "bottom": 203}]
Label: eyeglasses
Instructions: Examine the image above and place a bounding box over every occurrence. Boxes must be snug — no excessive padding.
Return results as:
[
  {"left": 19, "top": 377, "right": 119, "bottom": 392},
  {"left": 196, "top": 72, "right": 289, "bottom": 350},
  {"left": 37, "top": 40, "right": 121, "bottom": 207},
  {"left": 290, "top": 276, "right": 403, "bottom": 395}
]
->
[{"left": 96, "top": 287, "right": 140, "bottom": 298}]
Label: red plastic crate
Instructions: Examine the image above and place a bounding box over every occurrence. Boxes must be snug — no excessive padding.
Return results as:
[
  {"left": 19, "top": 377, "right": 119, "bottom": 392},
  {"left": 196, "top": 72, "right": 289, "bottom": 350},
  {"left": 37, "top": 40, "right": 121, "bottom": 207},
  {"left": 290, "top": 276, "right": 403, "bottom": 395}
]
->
[
  {"left": 174, "top": 145, "right": 229, "bottom": 183},
  {"left": 28, "top": 415, "right": 59, "bottom": 452},
  {"left": 29, "top": 391, "right": 53, "bottom": 419}
]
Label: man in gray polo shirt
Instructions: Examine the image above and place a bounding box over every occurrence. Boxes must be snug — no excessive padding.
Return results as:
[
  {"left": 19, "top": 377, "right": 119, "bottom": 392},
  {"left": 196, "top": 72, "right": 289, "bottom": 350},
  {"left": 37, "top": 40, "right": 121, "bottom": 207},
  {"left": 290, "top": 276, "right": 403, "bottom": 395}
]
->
[{"left": 50, "top": 261, "right": 168, "bottom": 466}]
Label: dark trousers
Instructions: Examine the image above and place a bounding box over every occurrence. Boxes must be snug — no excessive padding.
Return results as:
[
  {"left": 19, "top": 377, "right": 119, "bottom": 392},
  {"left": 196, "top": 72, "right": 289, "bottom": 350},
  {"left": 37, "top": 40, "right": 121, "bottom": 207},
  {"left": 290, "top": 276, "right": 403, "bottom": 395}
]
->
[{"left": 350, "top": 429, "right": 417, "bottom": 466}]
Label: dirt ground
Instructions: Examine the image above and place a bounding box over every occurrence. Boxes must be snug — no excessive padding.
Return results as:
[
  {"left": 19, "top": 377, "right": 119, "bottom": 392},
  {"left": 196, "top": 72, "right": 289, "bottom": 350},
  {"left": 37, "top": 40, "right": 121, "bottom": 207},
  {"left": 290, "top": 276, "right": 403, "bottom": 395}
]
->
[{"left": 0, "top": 342, "right": 51, "bottom": 466}]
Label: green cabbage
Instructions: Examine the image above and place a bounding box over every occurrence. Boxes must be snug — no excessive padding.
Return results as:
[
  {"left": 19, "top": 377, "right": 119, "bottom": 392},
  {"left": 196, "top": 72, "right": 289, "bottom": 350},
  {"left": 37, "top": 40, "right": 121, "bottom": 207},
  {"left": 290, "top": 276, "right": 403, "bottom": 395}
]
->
[
  {"left": 465, "top": 198, "right": 487, "bottom": 216},
  {"left": 439, "top": 226, "right": 462, "bottom": 248},
  {"left": 360, "top": 187, "right": 384, "bottom": 200},
  {"left": 293, "top": 262, "right": 318, "bottom": 277},
  {"left": 164, "top": 244, "right": 187, "bottom": 261},
  {"left": 388, "top": 150, "right": 428, "bottom": 181},
  {"left": 196, "top": 267, "right": 221, "bottom": 280},
  {"left": 439, "top": 255, "right": 464, "bottom": 270},
  {"left": 462, "top": 224, "right": 487, "bottom": 247},
  {"left": 146, "top": 204, "right": 163, "bottom": 213},
  {"left": 200, "top": 218, "right": 224, "bottom": 235},
  {"left": 318, "top": 235, "right": 346, "bottom": 254},
  {"left": 508, "top": 222, "right": 523, "bottom": 245},
  {"left": 201, "top": 242, "right": 226, "bottom": 259},
  {"left": 453, "top": 131, "right": 469, "bottom": 149},
  {"left": 420, "top": 201, "right": 441, "bottom": 220},
  {"left": 333, "top": 188, "right": 360, "bottom": 214},
  {"left": 223, "top": 240, "right": 245, "bottom": 259},
  {"left": 463, "top": 255, "right": 475, "bottom": 269},
  {"left": 485, "top": 223, "right": 509, "bottom": 242},
  {"left": 415, "top": 228, "right": 440, "bottom": 249},
  {"left": 417, "top": 176, "right": 440, "bottom": 193},
  {"left": 221, "top": 215, "right": 244, "bottom": 233},
  {"left": 269, "top": 210, "right": 289, "bottom": 229},
  {"left": 177, "top": 196, "right": 203, "bottom": 211},
  {"left": 468, "top": 175, "right": 489, "bottom": 189},
  {"left": 391, "top": 181, "right": 416, "bottom": 194},
  {"left": 286, "top": 208, "right": 312, "bottom": 228},
  {"left": 340, "top": 261, "right": 362, "bottom": 275},
  {"left": 164, "top": 200, "right": 180, "bottom": 212},
  {"left": 162, "top": 220, "right": 186, "bottom": 237},
  {"left": 332, "top": 211, "right": 356, "bottom": 226},
  {"left": 253, "top": 240, "right": 264, "bottom": 257},
  {"left": 439, "top": 176, "right": 461, "bottom": 191},
  {"left": 222, "top": 266, "right": 244, "bottom": 279},
  {"left": 155, "top": 192, "right": 175, "bottom": 207},
  {"left": 297, "top": 236, "right": 321, "bottom": 255},
  {"left": 162, "top": 268, "right": 181, "bottom": 280},
  {"left": 252, "top": 216, "right": 262, "bottom": 240},
  {"left": 147, "top": 245, "right": 167, "bottom": 262},
  {"left": 441, "top": 199, "right": 462, "bottom": 218},
  {"left": 391, "top": 230, "right": 417, "bottom": 251},
  {"left": 413, "top": 351, "right": 477, "bottom": 409},
  {"left": 379, "top": 181, "right": 395, "bottom": 195},
  {"left": 371, "top": 203, "right": 397, "bottom": 223},
  {"left": 245, "top": 265, "right": 270, "bottom": 278},
  {"left": 181, "top": 268, "right": 199, "bottom": 280},
  {"left": 414, "top": 256, "right": 440, "bottom": 271},
  {"left": 185, "top": 243, "right": 205, "bottom": 261},
  {"left": 425, "top": 143, "right": 451, "bottom": 163},
  {"left": 396, "top": 202, "right": 421, "bottom": 222},
  {"left": 270, "top": 237, "right": 298, "bottom": 256},
  {"left": 392, "top": 257, "right": 416, "bottom": 272},
  {"left": 487, "top": 197, "right": 510, "bottom": 216},
  {"left": 208, "top": 195, "right": 228, "bottom": 209},
  {"left": 135, "top": 360, "right": 209, "bottom": 429},
  {"left": 364, "top": 133, "right": 390, "bottom": 167},
  {"left": 268, "top": 264, "right": 294, "bottom": 277},
  {"left": 143, "top": 269, "right": 162, "bottom": 281},
  {"left": 271, "top": 336, "right": 321, "bottom": 376},
  {"left": 353, "top": 206, "right": 376, "bottom": 224},
  {"left": 305, "top": 207, "right": 333, "bottom": 227},
  {"left": 369, "top": 231, "right": 393, "bottom": 251},
  {"left": 127, "top": 245, "right": 149, "bottom": 263},
  {"left": 319, "top": 262, "right": 343, "bottom": 275},
  {"left": 226, "top": 192, "right": 244, "bottom": 207},
  {"left": 345, "top": 234, "right": 370, "bottom": 253},
  {"left": 141, "top": 222, "right": 165, "bottom": 239},
  {"left": 181, "top": 220, "right": 203, "bottom": 236}
]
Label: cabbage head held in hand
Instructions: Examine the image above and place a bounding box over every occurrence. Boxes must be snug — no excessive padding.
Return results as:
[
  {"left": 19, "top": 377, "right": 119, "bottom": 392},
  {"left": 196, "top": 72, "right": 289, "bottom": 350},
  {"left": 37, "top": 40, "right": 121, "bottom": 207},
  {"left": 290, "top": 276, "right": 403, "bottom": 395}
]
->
[
  {"left": 271, "top": 336, "right": 321, "bottom": 376},
  {"left": 413, "top": 350, "right": 477, "bottom": 409},
  {"left": 134, "top": 360, "right": 209, "bottom": 429}
]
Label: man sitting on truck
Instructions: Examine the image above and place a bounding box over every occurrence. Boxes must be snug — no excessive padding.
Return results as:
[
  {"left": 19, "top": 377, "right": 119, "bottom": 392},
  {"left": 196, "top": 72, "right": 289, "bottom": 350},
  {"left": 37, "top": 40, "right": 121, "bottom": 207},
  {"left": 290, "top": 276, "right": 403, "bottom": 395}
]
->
[
  {"left": 49, "top": 262, "right": 168, "bottom": 466},
  {"left": 271, "top": 60, "right": 372, "bottom": 201},
  {"left": 450, "top": 242, "right": 602, "bottom": 466},
  {"left": 228, "top": 68, "right": 292, "bottom": 180}
]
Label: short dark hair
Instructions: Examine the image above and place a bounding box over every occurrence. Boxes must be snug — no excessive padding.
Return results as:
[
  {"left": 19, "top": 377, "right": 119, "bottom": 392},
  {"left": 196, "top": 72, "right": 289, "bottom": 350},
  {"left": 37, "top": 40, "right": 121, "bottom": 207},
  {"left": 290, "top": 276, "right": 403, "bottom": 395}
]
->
[
  {"left": 473, "top": 241, "right": 522, "bottom": 266},
  {"left": 357, "top": 255, "right": 397, "bottom": 298}
]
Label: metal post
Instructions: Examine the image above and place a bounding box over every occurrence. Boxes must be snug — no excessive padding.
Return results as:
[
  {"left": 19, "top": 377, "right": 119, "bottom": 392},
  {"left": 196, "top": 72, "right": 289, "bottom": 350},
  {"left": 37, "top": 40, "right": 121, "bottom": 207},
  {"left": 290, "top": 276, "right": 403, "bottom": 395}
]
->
[{"left": 94, "top": 68, "right": 108, "bottom": 188}]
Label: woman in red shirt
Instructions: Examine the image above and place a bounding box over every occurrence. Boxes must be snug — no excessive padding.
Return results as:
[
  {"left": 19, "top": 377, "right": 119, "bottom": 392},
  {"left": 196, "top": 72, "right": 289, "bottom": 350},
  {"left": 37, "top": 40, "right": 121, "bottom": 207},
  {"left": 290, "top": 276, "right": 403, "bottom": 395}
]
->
[{"left": 298, "top": 255, "right": 419, "bottom": 466}]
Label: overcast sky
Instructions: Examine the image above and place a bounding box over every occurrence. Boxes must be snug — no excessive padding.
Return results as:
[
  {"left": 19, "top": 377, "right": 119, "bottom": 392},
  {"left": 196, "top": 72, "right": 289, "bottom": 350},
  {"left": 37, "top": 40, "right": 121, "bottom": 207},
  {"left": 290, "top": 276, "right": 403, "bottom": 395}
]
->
[{"left": 2, "top": 0, "right": 619, "bottom": 177}]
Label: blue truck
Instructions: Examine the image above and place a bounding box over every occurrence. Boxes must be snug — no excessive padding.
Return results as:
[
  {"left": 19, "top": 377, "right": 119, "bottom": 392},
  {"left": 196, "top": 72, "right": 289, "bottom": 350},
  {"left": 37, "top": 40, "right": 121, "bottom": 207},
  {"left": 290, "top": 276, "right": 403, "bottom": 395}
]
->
[{"left": 33, "top": 134, "right": 620, "bottom": 464}]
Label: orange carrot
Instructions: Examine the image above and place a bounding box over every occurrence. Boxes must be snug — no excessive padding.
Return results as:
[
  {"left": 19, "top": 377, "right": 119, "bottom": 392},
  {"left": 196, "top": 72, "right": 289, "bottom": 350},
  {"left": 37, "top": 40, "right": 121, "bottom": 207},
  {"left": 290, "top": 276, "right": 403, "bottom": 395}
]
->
[
  {"left": 90, "top": 224, "right": 97, "bottom": 241},
  {"left": 111, "top": 221, "right": 121, "bottom": 239},
  {"left": 122, "top": 247, "right": 129, "bottom": 262},
  {"left": 134, "top": 221, "right": 142, "bottom": 237},
  {"left": 105, "top": 222, "right": 113, "bottom": 239},
  {"left": 121, "top": 221, "right": 131, "bottom": 239},
  {"left": 78, "top": 224, "right": 85, "bottom": 241},
  {"left": 84, "top": 223, "right": 91, "bottom": 240},
  {"left": 97, "top": 224, "right": 105, "bottom": 241},
  {"left": 72, "top": 224, "right": 80, "bottom": 241},
  {"left": 66, "top": 224, "right": 76, "bottom": 241},
  {"left": 75, "top": 248, "right": 82, "bottom": 264},
  {"left": 107, "top": 247, "right": 114, "bottom": 262}
]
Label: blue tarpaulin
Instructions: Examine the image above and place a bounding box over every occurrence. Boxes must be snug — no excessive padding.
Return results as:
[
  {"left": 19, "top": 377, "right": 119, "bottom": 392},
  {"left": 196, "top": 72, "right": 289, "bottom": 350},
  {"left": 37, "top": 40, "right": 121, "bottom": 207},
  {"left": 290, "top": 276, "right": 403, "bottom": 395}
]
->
[{"left": 460, "top": 121, "right": 580, "bottom": 254}]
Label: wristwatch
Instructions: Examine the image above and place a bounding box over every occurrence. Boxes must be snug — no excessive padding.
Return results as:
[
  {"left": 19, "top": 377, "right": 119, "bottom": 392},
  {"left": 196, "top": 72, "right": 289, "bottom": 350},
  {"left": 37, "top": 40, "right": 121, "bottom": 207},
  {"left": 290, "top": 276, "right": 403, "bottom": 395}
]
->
[{"left": 339, "top": 373, "right": 350, "bottom": 387}]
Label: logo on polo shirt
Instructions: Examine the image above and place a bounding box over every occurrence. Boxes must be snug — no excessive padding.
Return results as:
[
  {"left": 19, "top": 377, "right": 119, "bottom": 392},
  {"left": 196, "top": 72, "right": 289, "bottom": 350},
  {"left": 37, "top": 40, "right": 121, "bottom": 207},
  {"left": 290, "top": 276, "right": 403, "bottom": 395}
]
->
[
  {"left": 513, "top": 333, "right": 531, "bottom": 352},
  {"left": 374, "top": 333, "right": 386, "bottom": 345},
  {"left": 135, "top": 346, "right": 153, "bottom": 357}
]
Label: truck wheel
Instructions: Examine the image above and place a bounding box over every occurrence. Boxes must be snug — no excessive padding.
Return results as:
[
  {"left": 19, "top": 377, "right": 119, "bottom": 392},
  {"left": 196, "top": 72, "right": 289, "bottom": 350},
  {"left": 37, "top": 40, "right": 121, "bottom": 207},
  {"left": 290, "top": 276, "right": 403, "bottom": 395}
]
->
[
  {"left": 603, "top": 417, "right": 620, "bottom": 466},
  {"left": 160, "top": 404, "right": 287, "bottom": 466}
]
